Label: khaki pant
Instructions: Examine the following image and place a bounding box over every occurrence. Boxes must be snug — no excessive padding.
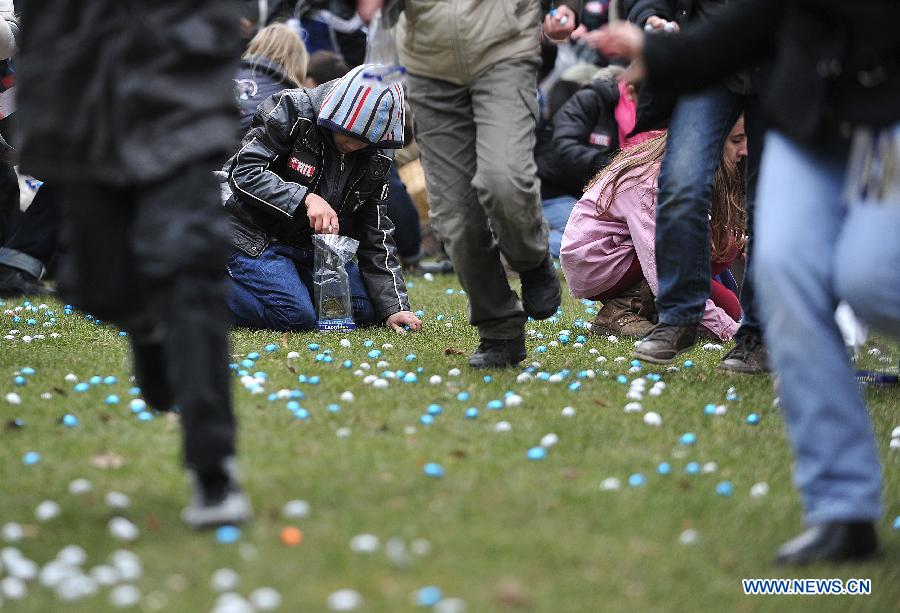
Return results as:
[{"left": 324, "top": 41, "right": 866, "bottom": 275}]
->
[{"left": 407, "top": 58, "right": 548, "bottom": 339}]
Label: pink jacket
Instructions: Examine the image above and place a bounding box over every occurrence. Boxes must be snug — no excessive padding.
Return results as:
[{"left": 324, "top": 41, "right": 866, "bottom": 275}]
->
[{"left": 560, "top": 162, "right": 739, "bottom": 341}]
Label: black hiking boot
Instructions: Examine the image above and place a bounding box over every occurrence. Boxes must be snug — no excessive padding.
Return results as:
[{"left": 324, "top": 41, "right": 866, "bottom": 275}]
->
[
  {"left": 520, "top": 254, "right": 561, "bottom": 320},
  {"left": 468, "top": 334, "right": 527, "bottom": 369},
  {"left": 632, "top": 323, "right": 697, "bottom": 364},
  {"left": 718, "top": 331, "right": 770, "bottom": 374}
]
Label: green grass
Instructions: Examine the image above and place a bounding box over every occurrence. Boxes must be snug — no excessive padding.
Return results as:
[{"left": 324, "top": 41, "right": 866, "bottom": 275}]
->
[{"left": 0, "top": 276, "right": 898, "bottom": 613}]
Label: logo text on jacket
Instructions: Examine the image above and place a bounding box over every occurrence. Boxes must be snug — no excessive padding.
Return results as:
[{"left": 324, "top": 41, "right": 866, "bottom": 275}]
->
[{"left": 288, "top": 156, "right": 316, "bottom": 178}]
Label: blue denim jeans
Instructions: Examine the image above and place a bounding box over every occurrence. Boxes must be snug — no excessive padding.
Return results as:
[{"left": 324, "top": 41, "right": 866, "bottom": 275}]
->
[
  {"left": 754, "top": 129, "right": 900, "bottom": 524},
  {"left": 655, "top": 83, "right": 765, "bottom": 339},
  {"left": 542, "top": 195, "right": 578, "bottom": 258},
  {"left": 227, "top": 242, "right": 376, "bottom": 332}
]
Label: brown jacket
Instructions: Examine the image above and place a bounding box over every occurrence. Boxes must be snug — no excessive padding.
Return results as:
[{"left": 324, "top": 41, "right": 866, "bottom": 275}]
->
[{"left": 397, "top": 0, "right": 582, "bottom": 85}]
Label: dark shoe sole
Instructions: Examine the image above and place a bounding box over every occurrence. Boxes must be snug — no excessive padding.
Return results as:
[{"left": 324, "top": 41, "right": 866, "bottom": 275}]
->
[
  {"left": 632, "top": 344, "right": 693, "bottom": 365},
  {"left": 716, "top": 360, "right": 770, "bottom": 375},
  {"left": 468, "top": 354, "right": 526, "bottom": 369},
  {"left": 774, "top": 547, "right": 881, "bottom": 567}
]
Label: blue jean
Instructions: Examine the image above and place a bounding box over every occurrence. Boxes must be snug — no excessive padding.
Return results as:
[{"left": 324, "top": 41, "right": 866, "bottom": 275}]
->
[
  {"left": 656, "top": 83, "right": 765, "bottom": 338},
  {"left": 542, "top": 195, "right": 577, "bottom": 259},
  {"left": 754, "top": 129, "right": 900, "bottom": 524},
  {"left": 227, "top": 242, "right": 376, "bottom": 332}
]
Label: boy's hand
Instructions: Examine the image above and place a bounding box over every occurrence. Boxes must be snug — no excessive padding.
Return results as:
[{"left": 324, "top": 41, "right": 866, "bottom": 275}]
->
[
  {"left": 306, "top": 193, "right": 339, "bottom": 234},
  {"left": 386, "top": 311, "right": 422, "bottom": 334}
]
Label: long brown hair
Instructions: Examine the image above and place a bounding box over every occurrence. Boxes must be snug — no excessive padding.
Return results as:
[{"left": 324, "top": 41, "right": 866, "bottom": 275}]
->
[
  {"left": 586, "top": 133, "right": 746, "bottom": 261},
  {"left": 244, "top": 23, "right": 309, "bottom": 87}
]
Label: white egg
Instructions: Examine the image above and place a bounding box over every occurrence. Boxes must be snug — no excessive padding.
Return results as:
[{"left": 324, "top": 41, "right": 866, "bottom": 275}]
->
[
  {"left": 539, "top": 433, "right": 559, "bottom": 448},
  {"left": 643, "top": 411, "right": 662, "bottom": 427}
]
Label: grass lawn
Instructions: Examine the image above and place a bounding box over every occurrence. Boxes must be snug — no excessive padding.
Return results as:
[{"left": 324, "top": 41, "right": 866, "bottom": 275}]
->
[{"left": 0, "top": 273, "right": 898, "bottom": 612}]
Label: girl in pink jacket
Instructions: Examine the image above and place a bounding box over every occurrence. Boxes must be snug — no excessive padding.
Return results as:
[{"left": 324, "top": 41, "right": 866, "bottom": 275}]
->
[{"left": 560, "top": 120, "right": 747, "bottom": 341}]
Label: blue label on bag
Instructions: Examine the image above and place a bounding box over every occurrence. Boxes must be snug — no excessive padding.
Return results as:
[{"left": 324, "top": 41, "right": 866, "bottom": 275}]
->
[{"left": 317, "top": 318, "right": 356, "bottom": 333}]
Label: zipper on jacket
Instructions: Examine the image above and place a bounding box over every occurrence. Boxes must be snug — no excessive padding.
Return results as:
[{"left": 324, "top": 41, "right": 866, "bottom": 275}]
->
[
  {"left": 337, "top": 170, "right": 366, "bottom": 215},
  {"left": 340, "top": 153, "right": 345, "bottom": 172}
]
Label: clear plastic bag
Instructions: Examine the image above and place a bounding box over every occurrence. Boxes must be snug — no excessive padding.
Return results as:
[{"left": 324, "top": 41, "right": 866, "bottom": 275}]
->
[
  {"left": 362, "top": 9, "right": 407, "bottom": 85},
  {"left": 313, "top": 234, "right": 360, "bottom": 332}
]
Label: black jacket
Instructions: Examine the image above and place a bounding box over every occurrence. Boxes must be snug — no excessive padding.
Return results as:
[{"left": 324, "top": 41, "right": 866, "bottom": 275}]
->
[
  {"left": 16, "top": 1, "right": 242, "bottom": 185},
  {"left": 625, "top": 0, "right": 694, "bottom": 27},
  {"left": 235, "top": 55, "right": 299, "bottom": 135},
  {"left": 536, "top": 78, "right": 620, "bottom": 199},
  {"left": 226, "top": 83, "right": 410, "bottom": 321},
  {"left": 642, "top": 0, "right": 900, "bottom": 144}
]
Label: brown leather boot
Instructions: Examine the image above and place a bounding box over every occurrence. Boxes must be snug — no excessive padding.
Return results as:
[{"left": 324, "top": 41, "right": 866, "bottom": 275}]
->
[{"left": 591, "top": 282, "right": 656, "bottom": 338}]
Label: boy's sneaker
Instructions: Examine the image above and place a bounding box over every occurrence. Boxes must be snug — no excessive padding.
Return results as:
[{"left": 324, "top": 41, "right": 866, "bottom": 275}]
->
[
  {"left": 718, "top": 332, "right": 769, "bottom": 374},
  {"left": 520, "top": 254, "right": 561, "bottom": 320},
  {"left": 468, "top": 334, "right": 527, "bottom": 369},
  {"left": 182, "top": 457, "right": 252, "bottom": 529},
  {"left": 632, "top": 323, "right": 697, "bottom": 364}
]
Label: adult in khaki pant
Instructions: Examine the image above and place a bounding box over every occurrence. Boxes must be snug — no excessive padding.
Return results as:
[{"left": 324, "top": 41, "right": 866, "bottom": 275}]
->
[{"left": 396, "top": 0, "right": 580, "bottom": 368}]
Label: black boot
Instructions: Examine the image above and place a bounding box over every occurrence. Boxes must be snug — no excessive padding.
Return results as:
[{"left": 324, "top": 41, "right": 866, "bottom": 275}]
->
[
  {"left": 774, "top": 522, "right": 879, "bottom": 566},
  {"left": 632, "top": 323, "right": 697, "bottom": 364},
  {"left": 182, "top": 457, "right": 252, "bottom": 529},
  {"left": 520, "top": 254, "right": 561, "bottom": 320},
  {"left": 468, "top": 334, "right": 527, "bottom": 369},
  {"left": 718, "top": 331, "right": 769, "bottom": 374},
  {"left": 0, "top": 264, "right": 53, "bottom": 298}
]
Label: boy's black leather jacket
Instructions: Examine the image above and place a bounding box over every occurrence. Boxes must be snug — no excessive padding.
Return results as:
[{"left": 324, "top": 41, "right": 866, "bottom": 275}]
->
[{"left": 225, "top": 82, "right": 409, "bottom": 321}]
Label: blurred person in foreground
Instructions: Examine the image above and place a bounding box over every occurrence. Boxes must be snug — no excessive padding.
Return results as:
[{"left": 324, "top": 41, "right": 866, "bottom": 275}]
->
[
  {"left": 597, "top": 0, "right": 900, "bottom": 565},
  {"left": 16, "top": 1, "right": 251, "bottom": 528}
]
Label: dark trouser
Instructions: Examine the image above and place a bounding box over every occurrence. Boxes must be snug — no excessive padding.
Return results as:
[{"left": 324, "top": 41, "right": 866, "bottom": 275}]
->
[
  {"left": 227, "top": 242, "right": 377, "bottom": 332},
  {"left": 407, "top": 58, "right": 548, "bottom": 340},
  {"left": 385, "top": 165, "right": 421, "bottom": 262},
  {"left": 0, "top": 183, "right": 61, "bottom": 277},
  {"left": 0, "top": 161, "right": 19, "bottom": 245},
  {"left": 655, "top": 84, "right": 765, "bottom": 340},
  {"left": 57, "top": 162, "right": 235, "bottom": 474}
]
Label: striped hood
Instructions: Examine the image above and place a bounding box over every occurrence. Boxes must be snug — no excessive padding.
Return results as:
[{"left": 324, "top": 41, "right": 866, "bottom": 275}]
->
[{"left": 316, "top": 65, "right": 405, "bottom": 149}]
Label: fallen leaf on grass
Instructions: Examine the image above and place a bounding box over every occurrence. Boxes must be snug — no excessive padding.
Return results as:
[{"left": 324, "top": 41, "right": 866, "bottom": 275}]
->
[
  {"left": 592, "top": 398, "right": 609, "bottom": 407},
  {"left": 494, "top": 578, "right": 532, "bottom": 609},
  {"left": 90, "top": 452, "right": 124, "bottom": 470},
  {"left": 444, "top": 348, "right": 466, "bottom": 356},
  {"left": 4, "top": 419, "right": 24, "bottom": 431}
]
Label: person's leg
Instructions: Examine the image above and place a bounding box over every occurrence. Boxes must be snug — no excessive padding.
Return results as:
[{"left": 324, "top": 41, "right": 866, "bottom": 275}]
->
[
  {"left": 754, "top": 132, "right": 882, "bottom": 535},
  {"left": 633, "top": 84, "right": 743, "bottom": 363},
  {"left": 407, "top": 72, "right": 526, "bottom": 343},
  {"left": 0, "top": 161, "right": 19, "bottom": 245},
  {"left": 130, "top": 161, "right": 250, "bottom": 527},
  {"left": 470, "top": 57, "right": 561, "bottom": 321},
  {"left": 734, "top": 95, "right": 765, "bottom": 336},
  {"left": 132, "top": 163, "right": 237, "bottom": 472},
  {"left": 709, "top": 278, "right": 741, "bottom": 322},
  {"left": 226, "top": 243, "right": 317, "bottom": 332},
  {"left": 719, "top": 95, "right": 770, "bottom": 373},
  {"left": 0, "top": 183, "right": 60, "bottom": 297},
  {"left": 654, "top": 85, "right": 743, "bottom": 325},
  {"left": 3, "top": 183, "right": 60, "bottom": 265},
  {"left": 833, "top": 198, "right": 900, "bottom": 338},
  {"left": 541, "top": 195, "right": 578, "bottom": 259},
  {"left": 384, "top": 165, "right": 422, "bottom": 264}
]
